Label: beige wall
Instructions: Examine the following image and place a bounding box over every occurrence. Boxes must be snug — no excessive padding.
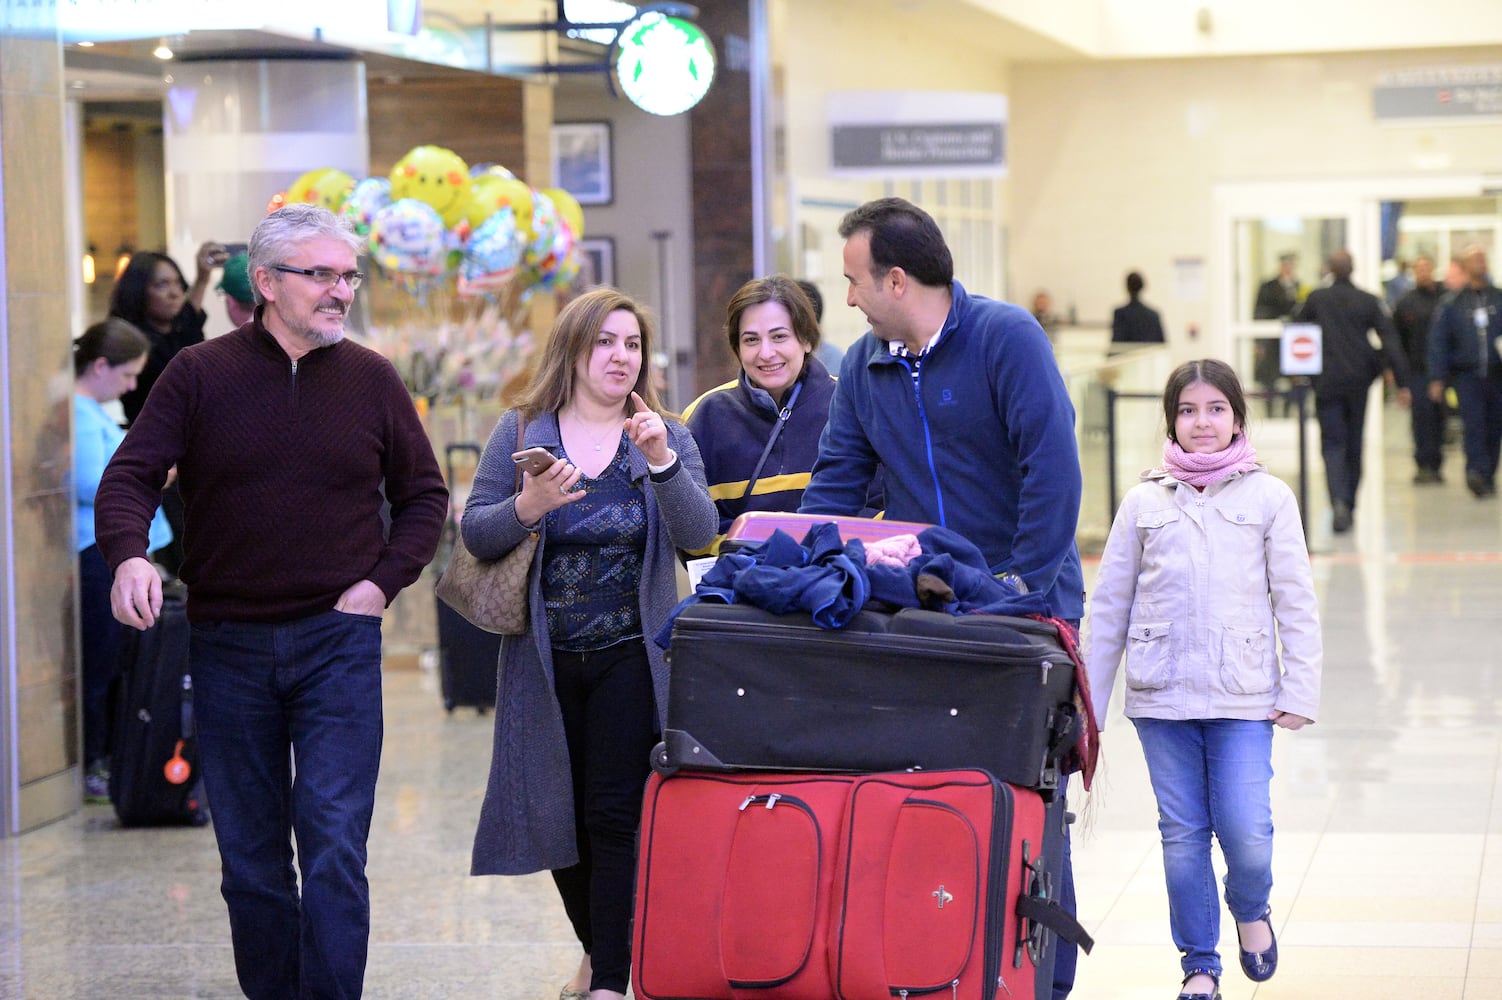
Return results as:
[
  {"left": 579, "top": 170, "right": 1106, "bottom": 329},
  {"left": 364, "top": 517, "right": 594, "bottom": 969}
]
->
[
  {"left": 773, "top": 0, "right": 1014, "bottom": 351},
  {"left": 1009, "top": 46, "right": 1502, "bottom": 348},
  {"left": 976, "top": 0, "right": 1502, "bottom": 57}
]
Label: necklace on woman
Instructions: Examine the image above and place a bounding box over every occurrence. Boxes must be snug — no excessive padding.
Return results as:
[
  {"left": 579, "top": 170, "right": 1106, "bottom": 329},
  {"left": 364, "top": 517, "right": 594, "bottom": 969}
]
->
[{"left": 567, "top": 413, "right": 623, "bottom": 452}]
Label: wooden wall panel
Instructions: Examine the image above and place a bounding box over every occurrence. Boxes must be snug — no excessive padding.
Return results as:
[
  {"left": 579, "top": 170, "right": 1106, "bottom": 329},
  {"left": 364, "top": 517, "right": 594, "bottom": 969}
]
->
[
  {"left": 367, "top": 76, "right": 535, "bottom": 181},
  {"left": 690, "top": 1, "right": 755, "bottom": 395}
]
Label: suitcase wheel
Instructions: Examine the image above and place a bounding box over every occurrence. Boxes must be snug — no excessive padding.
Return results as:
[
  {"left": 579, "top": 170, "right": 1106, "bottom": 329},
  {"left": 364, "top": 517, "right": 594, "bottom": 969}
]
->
[{"left": 649, "top": 741, "right": 678, "bottom": 776}]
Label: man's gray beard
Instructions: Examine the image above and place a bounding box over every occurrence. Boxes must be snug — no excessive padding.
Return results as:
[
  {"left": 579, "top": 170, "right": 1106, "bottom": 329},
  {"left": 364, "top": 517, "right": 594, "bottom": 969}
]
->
[{"left": 307, "top": 328, "right": 345, "bottom": 348}]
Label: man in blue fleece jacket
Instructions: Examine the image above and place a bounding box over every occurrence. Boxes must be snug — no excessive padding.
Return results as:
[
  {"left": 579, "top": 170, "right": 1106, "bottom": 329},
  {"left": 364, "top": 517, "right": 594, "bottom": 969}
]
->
[{"left": 800, "top": 196, "right": 1084, "bottom": 998}]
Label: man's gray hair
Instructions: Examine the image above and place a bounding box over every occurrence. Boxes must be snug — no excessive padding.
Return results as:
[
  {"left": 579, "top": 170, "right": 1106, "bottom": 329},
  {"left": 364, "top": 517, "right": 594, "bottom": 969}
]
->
[{"left": 247, "top": 203, "right": 363, "bottom": 306}]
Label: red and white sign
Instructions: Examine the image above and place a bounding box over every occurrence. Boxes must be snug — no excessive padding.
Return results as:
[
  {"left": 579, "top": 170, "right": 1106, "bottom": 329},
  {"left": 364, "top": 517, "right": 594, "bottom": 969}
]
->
[{"left": 1280, "top": 323, "right": 1322, "bottom": 376}]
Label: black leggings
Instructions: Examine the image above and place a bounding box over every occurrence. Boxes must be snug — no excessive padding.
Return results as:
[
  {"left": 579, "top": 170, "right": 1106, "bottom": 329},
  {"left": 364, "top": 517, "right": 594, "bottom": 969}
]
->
[{"left": 549, "top": 638, "right": 658, "bottom": 994}]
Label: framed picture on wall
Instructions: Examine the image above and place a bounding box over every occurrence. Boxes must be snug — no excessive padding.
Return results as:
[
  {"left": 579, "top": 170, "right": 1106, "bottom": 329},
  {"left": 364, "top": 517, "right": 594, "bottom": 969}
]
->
[
  {"left": 551, "top": 122, "right": 613, "bottom": 206},
  {"left": 578, "top": 237, "right": 616, "bottom": 289}
]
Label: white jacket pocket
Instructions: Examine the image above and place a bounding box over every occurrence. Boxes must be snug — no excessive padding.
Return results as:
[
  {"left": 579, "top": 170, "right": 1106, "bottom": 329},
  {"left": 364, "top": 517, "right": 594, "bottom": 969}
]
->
[
  {"left": 1125, "top": 621, "right": 1173, "bottom": 690},
  {"left": 1220, "top": 624, "right": 1275, "bottom": 694}
]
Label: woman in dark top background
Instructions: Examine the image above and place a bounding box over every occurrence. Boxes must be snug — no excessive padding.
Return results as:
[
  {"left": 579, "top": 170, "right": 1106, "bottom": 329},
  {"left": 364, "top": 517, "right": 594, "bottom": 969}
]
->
[{"left": 108, "top": 242, "right": 228, "bottom": 423}]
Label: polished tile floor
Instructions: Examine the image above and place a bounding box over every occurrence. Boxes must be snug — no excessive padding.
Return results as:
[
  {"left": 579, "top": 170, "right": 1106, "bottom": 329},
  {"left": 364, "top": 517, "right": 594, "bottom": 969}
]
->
[{"left": 3, "top": 412, "right": 1501, "bottom": 999}]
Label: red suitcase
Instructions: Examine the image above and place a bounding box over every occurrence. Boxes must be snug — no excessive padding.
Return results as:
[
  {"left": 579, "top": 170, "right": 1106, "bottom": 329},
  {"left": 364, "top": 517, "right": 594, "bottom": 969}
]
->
[{"left": 632, "top": 769, "right": 1089, "bottom": 1000}]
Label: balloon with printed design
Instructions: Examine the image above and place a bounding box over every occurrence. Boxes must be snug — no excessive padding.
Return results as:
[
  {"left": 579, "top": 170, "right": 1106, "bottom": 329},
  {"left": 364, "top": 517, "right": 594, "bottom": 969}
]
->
[
  {"left": 540, "top": 187, "right": 585, "bottom": 242},
  {"left": 468, "top": 162, "right": 515, "bottom": 180},
  {"left": 288, "top": 167, "right": 355, "bottom": 212},
  {"left": 389, "top": 145, "right": 472, "bottom": 229},
  {"left": 458, "top": 207, "right": 527, "bottom": 298},
  {"left": 367, "top": 198, "right": 448, "bottom": 277},
  {"left": 524, "top": 190, "right": 560, "bottom": 269},
  {"left": 340, "top": 177, "right": 392, "bottom": 238}
]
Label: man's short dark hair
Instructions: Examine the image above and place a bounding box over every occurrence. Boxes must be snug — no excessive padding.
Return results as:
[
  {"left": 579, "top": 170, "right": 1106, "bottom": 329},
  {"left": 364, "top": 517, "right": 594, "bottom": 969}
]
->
[
  {"left": 1126, "top": 271, "right": 1145, "bottom": 297},
  {"left": 838, "top": 197, "right": 954, "bottom": 288}
]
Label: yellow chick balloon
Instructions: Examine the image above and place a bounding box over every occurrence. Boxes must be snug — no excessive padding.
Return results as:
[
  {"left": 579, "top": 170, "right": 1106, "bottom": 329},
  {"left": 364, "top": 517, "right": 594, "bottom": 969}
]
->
[
  {"left": 287, "top": 168, "right": 355, "bottom": 212},
  {"left": 389, "top": 145, "right": 472, "bottom": 230},
  {"left": 540, "top": 187, "right": 584, "bottom": 241}
]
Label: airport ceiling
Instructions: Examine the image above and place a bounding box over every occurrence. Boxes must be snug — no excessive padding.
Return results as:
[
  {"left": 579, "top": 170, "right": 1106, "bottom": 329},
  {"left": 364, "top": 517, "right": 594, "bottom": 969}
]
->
[{"left": 63, "top": 0, "right": 1073, "bottom": 110}]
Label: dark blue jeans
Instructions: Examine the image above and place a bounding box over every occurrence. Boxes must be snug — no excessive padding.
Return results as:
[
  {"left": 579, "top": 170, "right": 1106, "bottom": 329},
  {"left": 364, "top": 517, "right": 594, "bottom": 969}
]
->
[{"left": 190, "top": 610, "right": 385, "bottom": 1000}]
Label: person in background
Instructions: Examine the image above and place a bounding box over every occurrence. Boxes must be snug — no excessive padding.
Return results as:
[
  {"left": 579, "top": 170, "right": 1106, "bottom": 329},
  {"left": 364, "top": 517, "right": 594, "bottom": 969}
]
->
[
  {"left": 96, "top": 204, "right": 446, "bottom": 1000},
  {"left": 799, "top": 278, "right": 844, "bottom": 374},
  {"left": 1086, "top": 358, "right": 1320, "bottom": 1000},
  {"left": 1253, "top": 252, "right": 1300, "bottom": 321},
  {"left": 73, "top": 318, "right": 173, "bottom": 803},
  {"left": 682, "top": 276, "right": 839, "bottom": 553},
  {"left": 1446, "top": 255, "right": 1469, "bottom": 292},
  {"left": 1294, "top": 250, "right": 1410, "bottom": 533},
  {"left": 1428, "top": 245, "right": 1502, "bottom": 498},
  {"left": 217, "top": 251, "right": 257, "bottom": 328},
  {"left": 1392, "top": 255, "right": 1447, "bottom": 484},
  {"left": 1031, "top": 288, "right": 1060, "bottom": 339},
  {"left": 1110, "top": 270, "right": 1166, "bottom": 351},
  {"left": 801, "top": 197, "right": 1084, "bottom": 999},
  {"left": 109, "top": 241, "right": 228, "bottom": 578},
  {"left": 464, "top": 289, "right": 715, "bottom": 1000},
  {"left": 108, "top": 242, "right": 229, "bottom": 424}
]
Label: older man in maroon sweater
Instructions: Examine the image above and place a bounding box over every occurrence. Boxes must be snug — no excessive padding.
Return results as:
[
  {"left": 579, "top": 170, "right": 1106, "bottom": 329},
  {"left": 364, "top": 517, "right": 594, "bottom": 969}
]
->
[{"left": 96, "top": 204, "right": 446, "bottom": 1000}]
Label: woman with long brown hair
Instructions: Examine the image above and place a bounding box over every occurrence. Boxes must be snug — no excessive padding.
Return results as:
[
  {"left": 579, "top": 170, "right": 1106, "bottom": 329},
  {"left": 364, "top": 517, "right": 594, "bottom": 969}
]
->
[{"left": 464, "top": 288, "right": 715, "bottom": 1000}]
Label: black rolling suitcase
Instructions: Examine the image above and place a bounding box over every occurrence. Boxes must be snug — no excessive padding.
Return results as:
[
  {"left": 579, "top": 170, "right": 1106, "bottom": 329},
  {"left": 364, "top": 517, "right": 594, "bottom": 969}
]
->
[
  {"left": 436, "top": 599, "right": 500, "bottom": 713},
  {"left": 435, "top": 442, "right": 500, "bottom": 713},
  {"left": 658, "top": 603, "right": 1081, "bottom": 793},
  {"left": 110, "top": 584, "right": 209, "bottom": 827}
]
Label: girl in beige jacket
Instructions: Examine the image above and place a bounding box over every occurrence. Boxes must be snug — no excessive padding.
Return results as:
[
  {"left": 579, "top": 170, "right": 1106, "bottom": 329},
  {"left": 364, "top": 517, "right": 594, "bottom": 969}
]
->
[{"left": 1085, "top": 359, "right": 1321, "bottom": 1000}]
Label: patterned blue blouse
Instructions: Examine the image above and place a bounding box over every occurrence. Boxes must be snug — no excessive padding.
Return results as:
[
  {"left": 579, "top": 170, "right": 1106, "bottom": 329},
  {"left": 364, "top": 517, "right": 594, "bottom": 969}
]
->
[{"left": 542, "top": 438, "right": 648, "bottom": 650}]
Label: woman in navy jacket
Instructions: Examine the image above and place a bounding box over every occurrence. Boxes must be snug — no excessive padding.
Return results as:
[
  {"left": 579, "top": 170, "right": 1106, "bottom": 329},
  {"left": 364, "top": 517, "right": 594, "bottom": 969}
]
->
[{"left": 683, "top": 275, "right": 839, "bottom": 553}]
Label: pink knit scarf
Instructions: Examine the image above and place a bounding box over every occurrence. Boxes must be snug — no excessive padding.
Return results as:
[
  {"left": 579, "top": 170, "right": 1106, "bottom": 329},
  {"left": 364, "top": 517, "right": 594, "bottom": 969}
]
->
[{"left": 1159, "top": 434, "right": 1260, "bottom": 487}]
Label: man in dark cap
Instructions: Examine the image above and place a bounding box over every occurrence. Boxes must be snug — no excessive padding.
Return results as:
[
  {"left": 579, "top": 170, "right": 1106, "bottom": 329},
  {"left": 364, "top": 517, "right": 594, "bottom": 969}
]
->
[{"left": 216, "top": 251, "right": 256, "bottom": 328}]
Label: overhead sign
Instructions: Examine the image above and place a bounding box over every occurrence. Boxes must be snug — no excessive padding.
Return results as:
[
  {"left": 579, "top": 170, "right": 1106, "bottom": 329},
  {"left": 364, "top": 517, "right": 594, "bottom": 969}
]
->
[
  {"left": 1374, "top": 65, "right": 1502, "bottom": 122},
  {"left": 828, "top": 91, "right": 1009, "bottom": 179},
  {"left": 1280, "top": 323, "right": 1322, "bottom": 376},
  {"left": 832, "top": 123, "right": 1005, "bottom": 171}
]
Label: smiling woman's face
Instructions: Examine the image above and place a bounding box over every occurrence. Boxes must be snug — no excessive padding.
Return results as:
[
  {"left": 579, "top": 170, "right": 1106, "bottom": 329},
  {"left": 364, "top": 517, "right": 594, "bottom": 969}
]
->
[{"left": 737, "top": 300, "right": 806, "bottom": 403}]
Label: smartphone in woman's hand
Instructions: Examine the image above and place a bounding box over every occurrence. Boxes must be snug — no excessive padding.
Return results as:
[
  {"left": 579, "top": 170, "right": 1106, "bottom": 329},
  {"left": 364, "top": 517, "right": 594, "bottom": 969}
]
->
[{"left": 512, "top": 447, "right": 557, "bottom": 476}]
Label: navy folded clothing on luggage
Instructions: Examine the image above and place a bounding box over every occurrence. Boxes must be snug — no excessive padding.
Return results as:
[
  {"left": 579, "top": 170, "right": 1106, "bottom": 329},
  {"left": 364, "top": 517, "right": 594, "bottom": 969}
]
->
[{"left": 658, "top": 521, "right": 1047, "bottom": 647}]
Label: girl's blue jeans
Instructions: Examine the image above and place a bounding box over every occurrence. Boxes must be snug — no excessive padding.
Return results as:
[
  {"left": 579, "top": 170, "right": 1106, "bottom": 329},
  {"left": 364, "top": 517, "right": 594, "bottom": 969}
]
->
[{"left": 1131, "top": 717, "right": 1275, "bottom": 977}]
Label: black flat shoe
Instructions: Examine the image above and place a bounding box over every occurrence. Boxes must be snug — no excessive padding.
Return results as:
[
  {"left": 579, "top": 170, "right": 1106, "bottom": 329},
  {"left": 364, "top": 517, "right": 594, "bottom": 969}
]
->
[
  {"left": 1237, "top": 907, "right": 1278, "bottom": 982},
  {"left": 1176, "top": 967, "right": 1221, "bottom": 1000}
]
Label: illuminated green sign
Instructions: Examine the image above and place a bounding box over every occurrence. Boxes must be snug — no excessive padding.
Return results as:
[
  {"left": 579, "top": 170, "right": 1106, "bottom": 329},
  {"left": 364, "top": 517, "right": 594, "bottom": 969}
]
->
[{"left": 615, "top": 13, "right": 716, "bottom": 116}]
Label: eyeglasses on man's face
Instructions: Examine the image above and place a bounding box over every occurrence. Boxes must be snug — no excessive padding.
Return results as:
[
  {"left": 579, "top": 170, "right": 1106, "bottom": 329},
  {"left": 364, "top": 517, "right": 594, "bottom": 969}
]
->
[{"left": 271, "top": 264, "right": 365, "bottom": 290}]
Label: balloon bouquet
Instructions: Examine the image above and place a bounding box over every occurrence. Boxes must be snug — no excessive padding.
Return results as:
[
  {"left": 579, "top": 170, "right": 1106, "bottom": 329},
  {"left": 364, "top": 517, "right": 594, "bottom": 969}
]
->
[{"left": 274, "top": 147, "right": 591, "bottom": 408}]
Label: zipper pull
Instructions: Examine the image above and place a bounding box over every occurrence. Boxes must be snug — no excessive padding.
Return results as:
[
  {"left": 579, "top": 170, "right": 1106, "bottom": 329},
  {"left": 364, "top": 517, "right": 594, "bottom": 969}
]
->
[
  {"left": 763, "top": 792, "right": 781, "bottom": 809},
  {"left": 738, "top": 795, "right": 756, "bottom": 811}
]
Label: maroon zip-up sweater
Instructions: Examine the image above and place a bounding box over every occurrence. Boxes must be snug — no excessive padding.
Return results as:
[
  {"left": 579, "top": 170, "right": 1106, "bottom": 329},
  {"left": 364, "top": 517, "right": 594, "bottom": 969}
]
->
[{"left": 96, "top": 317, "right": 447, "bottom": 623}]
